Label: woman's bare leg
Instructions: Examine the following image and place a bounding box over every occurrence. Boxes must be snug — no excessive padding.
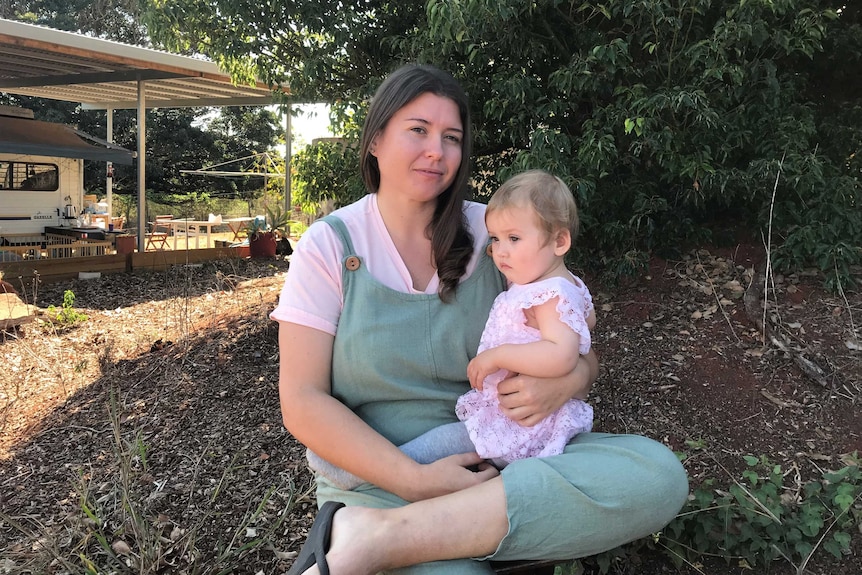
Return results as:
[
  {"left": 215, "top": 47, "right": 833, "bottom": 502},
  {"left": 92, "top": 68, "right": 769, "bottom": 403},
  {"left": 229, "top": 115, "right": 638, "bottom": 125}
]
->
[{"left": 299, "top": 477, "right": 508, "bottom": 575}]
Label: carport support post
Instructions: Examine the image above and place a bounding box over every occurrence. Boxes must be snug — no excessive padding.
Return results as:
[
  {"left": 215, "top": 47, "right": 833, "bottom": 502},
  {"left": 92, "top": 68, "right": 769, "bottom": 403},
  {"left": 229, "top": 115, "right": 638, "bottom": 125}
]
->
[
  {"left": 106, "top": 107, "right": 113, "bottom": 217},
  {"left": 284, "top": 105, "right": 291, "bottom": 216},
  {"left": 136, "top": 79, "right": 146, "bottom": 253}
]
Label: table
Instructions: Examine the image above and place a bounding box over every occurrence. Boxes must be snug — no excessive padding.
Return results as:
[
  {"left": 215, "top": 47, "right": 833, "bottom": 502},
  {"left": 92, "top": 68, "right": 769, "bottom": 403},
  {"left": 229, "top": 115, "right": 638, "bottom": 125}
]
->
[
  {"left": 162, "top": 219, "right": 220, "bottom": 249},
  {"left": 44, "top": 225, "right": 107, "bottom": 241},
  {"left": 223, "top": 217, "right": 254, "bottom": 241}
]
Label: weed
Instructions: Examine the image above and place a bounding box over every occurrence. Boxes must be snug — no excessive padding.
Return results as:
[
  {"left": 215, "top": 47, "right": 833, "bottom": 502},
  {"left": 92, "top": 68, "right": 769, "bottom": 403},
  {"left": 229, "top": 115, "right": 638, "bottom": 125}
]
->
[
  {"left": 0, "top": 391, "right": 304, "bottom": 574},
  {"left": 45, "top": 289, "right": 88, "bottom": 327},
  {"left": 576, "top": 452, "right": 862, "bottom": 574}
]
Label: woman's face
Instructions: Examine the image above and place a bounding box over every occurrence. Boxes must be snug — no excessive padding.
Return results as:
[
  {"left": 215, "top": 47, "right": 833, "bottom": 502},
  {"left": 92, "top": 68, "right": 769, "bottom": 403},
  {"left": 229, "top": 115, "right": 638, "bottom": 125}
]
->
[{"left": 370, "top": 92, "right": 463, "bottom": 205}]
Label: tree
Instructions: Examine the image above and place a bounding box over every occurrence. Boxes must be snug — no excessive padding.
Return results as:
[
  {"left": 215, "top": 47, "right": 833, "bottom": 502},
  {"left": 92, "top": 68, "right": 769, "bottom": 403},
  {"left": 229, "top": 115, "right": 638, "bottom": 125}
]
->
[
  {"left": 2, "top": 0, "right": 147, "bottom": 44},
  {"left": 142, "top": 0, "right": 425, "bottom": 106},
  {"left": 291, "top": 140, "right": 363, "bottom": 212},
  {"left": 142, "top": 0, "right": 862, "bottom": 286}
]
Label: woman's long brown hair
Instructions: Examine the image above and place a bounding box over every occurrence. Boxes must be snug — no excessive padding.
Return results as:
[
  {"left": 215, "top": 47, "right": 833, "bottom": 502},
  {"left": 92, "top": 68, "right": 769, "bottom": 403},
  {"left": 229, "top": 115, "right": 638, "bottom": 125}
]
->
[{"left": 359, "top": 64, "right": 474, "bottom": 302}]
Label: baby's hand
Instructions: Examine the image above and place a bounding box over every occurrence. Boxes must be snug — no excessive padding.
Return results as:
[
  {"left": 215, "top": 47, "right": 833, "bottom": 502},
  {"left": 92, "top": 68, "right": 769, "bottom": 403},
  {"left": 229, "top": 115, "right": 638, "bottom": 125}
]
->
[{"left": 467, "top": 350, "right": 498, "bottom": 390}]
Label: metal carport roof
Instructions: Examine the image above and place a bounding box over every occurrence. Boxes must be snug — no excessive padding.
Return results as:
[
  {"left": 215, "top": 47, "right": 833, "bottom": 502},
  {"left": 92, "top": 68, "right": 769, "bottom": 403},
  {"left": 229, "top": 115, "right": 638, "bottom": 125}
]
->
[
  {"left": 0, "top": 17, "right": 287, "bottom": 249},
  {"left": 0, "top": 18, "right": 279, "bottom": 109},
  {"left": 0, "top": 114, "right": 135, "bottom": 164}
]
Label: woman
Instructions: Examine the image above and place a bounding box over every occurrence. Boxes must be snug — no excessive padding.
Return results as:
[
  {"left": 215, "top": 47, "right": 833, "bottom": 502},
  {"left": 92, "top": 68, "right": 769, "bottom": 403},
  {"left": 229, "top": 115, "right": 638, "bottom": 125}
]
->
[{"left": 272, "top": 63, "right": 688, "bottom": 575}]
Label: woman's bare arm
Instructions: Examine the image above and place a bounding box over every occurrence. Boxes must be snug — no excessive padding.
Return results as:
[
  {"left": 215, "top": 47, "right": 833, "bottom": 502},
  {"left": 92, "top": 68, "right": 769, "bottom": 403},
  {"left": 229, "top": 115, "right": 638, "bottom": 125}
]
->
[{"left": 277, "top": 321, "right": 497, "bottom": 501}]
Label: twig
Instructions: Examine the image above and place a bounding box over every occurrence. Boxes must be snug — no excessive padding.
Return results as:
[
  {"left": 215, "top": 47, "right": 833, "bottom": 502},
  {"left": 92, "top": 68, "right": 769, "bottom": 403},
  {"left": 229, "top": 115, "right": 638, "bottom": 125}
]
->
[
  {"left": 834, "top": 259, "right": 859, "bottom": 343},
  {"left": 710, "top": 455, "right": 783, "bottom": 524},
  {"left": 655, "top": 539, "right": 709, "bottom": 574},
  {"left": 695, "top": 251, "right": 740, "bottom": 343},
  {"left": 761, "top": 153, "right": 785, "bottom": 346},
  {"left": 797, "top": 490, "right": 862, "bottom": 575}
]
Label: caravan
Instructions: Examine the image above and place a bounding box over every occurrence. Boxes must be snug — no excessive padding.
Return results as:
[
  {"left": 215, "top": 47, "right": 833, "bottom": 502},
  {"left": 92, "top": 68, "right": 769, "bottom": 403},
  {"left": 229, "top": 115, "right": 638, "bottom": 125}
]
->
[{"left": 0, "top": 106, "right": 133, "bottom": 253}]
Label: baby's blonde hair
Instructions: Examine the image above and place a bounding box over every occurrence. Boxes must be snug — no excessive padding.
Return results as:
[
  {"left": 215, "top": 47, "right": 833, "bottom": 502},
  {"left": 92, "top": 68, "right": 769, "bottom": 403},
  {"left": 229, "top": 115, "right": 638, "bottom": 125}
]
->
[{"left": 487, "top": 169, "right": 579, "bottom": 243}]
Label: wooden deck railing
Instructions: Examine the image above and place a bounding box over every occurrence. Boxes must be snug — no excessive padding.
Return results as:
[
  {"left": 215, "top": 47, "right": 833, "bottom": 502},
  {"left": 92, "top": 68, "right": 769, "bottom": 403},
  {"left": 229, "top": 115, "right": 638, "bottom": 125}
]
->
[{"left": 0, "top": 233, "right": 112, "bottom": 260}]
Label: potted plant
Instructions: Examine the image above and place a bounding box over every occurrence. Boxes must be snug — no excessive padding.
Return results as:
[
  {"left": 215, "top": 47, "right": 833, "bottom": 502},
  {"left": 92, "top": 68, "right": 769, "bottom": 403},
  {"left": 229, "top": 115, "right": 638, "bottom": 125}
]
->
[
  {"left": 245, "top": 215, "right": 277, "bottom": 258},
  {"left": 244, "top": 205, "right": 297, "bottom": 258},
  {"left": 266, "top": 204, "right": 295, "bottom": 256}
]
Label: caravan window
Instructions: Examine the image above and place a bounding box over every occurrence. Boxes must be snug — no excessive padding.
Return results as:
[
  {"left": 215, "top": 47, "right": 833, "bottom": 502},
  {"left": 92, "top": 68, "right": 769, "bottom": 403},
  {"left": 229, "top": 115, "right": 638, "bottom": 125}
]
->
[{"left": 0, "top": 161, "right": 59, "bottom": 191}]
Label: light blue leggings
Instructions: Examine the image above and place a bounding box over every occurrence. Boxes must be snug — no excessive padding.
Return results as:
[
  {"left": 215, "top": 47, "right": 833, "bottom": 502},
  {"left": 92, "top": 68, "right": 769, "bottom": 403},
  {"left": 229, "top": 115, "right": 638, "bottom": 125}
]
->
[{"left": 314, "top": 432, "right": 689, "bottom": 575}]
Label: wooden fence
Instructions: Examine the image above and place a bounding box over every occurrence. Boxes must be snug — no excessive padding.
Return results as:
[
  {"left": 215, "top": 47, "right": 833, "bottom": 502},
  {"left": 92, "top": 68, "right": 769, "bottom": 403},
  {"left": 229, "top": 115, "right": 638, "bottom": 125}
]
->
[{"left": 0, "top": 246, "right": 246, "bottom": 285}]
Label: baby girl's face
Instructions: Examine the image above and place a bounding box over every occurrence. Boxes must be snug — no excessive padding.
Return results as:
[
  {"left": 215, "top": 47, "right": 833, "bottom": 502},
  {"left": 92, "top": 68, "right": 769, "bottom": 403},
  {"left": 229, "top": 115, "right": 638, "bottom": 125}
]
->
[{"left": 486, "top": 206, "right": 563, "bottom": 285}]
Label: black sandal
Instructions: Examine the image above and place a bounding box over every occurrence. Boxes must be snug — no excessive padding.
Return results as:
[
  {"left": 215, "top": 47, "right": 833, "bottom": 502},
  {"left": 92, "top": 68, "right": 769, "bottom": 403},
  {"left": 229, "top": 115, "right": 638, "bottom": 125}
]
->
[{"left": 286, "top": 501, "right": 345, "bottom": 575}]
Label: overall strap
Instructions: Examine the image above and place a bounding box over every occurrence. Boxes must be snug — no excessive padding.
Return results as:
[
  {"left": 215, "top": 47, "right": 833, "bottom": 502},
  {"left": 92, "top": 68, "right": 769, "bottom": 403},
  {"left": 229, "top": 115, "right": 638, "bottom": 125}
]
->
[{"left": 321, "top": 215, "right": 357, "bottom": 257}]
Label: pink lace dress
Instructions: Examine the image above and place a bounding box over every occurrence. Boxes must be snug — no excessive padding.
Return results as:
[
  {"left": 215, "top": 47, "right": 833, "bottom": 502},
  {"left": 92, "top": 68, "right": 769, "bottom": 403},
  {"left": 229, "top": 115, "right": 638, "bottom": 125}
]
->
[{"left": 455, "top": 275, "right": 594, "bottom": 463}]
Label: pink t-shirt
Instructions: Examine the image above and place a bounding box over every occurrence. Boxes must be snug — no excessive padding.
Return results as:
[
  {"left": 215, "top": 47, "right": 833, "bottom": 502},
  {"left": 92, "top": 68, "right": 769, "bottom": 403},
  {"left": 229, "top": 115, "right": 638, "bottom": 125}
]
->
[{"left": 270, "top": 194, "right": 490, "bottom": 335}]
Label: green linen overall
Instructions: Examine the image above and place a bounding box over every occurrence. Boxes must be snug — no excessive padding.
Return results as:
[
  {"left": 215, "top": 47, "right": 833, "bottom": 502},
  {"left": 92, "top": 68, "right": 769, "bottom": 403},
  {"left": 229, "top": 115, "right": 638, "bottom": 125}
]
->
[{"left": 315, "top": 216, "right": 688, "bottom": 574}]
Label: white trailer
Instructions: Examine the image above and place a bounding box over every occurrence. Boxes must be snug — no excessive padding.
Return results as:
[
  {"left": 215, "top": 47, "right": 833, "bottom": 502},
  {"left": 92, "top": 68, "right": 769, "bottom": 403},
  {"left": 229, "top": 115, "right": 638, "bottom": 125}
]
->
[
  {"left": 0, "top": 153, "right": 84, "bottom": 235},
  {"left": 0, "top": 106, "right": 133, "bottom": 239}
]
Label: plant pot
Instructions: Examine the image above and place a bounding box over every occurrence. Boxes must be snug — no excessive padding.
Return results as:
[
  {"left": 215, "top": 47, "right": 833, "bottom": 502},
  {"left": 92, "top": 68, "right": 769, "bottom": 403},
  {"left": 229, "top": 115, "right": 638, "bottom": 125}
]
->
[
  {"left": 115, "top": 235, "right": 136, "bottom": 255},
  {"left": 249, "top": 232, "right": 277, "bottom": 258}
]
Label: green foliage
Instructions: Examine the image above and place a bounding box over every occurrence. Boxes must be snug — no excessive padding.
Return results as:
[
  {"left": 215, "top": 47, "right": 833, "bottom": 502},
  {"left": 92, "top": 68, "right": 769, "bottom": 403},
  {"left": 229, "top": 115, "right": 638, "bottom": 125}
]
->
[
  {"left": 264, "top": 203, "right": 296, "bottom": 239},
  {"left": 141, "top": 0, "right": 426, "bottom": 104},
  {"left": 141, "top": 0, "right": 862, "bottom": 289},
  {"left": 243, "top": 203, "right": 298, "bottom": 240},
  {"left": 423, "top": 0, "right": 859, "bottom": 287},
  {"left": 568, "top": 453, "right": 862, "bottom": 573},
  {"left": 417, "top": 0, "right": 845, "bottom": 280},
  {"left": 770, "top": 165, "right": 862, "bottom": 291},
  {"left": 46, "top": 290, "right": 88, "bottom": 326},
  {"left": 244, "top": 216, "right": 270, "bottom": 240},
  {"left": 137, "top": 106, "right": 283, "bottom": 204},
  {"left": 291, "top": 140, "right": 365, "bottom": 211},
  {"left": 660, "top": 454, "right": 861, "bottom": 570},
  {"left": 1, "top": 0, "right": 146, "bottom": 44}
]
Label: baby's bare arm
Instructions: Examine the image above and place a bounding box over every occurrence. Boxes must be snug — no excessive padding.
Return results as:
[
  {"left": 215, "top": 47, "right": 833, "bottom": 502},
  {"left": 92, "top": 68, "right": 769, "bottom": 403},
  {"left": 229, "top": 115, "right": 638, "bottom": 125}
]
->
[{"left": 468, "top": 297, "right": 581, "bottom": 389}]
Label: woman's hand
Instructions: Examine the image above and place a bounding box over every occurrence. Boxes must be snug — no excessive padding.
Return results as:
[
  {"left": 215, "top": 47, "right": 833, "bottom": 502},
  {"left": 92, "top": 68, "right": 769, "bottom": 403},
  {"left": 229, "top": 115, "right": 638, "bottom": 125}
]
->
[
  {"left": 400, "top": 452, "right": 500, "bottom": 502},
  {"left": 496, "top": 350, "right": 598, "bottom": 426}
]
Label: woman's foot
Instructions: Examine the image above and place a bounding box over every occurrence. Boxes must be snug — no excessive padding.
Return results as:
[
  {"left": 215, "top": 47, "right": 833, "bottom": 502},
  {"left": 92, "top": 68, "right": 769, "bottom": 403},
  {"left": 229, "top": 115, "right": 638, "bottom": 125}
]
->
[{"left": 294, "top": 505, "right": 389, "bottom": 575}]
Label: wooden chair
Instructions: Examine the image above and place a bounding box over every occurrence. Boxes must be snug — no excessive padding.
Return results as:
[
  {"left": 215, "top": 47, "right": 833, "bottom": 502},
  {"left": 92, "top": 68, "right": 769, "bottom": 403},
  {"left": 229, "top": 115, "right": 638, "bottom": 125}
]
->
[
  {"left": 152, "top": 215, "right": 174, "bottom": 234},
  {"left": 145, "top": 215, "right": 172, "bottom": 250}
]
